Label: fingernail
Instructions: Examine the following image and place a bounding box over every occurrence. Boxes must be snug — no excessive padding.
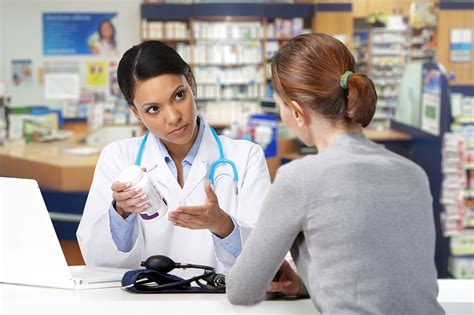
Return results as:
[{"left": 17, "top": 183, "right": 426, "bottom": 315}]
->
[
  {"left": 125, "top": 182, "right": 131, "bottom": 188},
  {"left": 141, "top": 194, "right": 148, "bottom": 200},
  {"left": 138, "top": 201, "right": 149, "bottom": 207},
  {"left": 135, "top": 187, "right": 142, "bottom": 193}
]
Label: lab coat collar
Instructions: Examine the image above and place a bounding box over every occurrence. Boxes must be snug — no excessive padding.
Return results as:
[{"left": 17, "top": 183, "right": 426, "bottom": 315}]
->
[{"left": 139, "top": 119, "right": 220, "bottom": 200}]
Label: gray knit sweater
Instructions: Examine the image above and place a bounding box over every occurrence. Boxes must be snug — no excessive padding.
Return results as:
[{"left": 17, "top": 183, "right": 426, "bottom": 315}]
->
[{"left": 226, "top": 131, "right": 444, "bottom": 315}]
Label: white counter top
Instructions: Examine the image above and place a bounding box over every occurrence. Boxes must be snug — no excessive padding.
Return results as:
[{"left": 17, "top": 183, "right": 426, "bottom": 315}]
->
[{"left": 1, "top": 280, "right": 473, "bottom": 314}]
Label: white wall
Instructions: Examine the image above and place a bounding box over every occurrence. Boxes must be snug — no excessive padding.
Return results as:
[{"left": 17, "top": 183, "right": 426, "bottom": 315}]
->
[
  {"left": 1, "top": 0, "right": 141, "bottom": 107},
  {"left": 0, "top": 0, "right": 5, "bottom": 85}
]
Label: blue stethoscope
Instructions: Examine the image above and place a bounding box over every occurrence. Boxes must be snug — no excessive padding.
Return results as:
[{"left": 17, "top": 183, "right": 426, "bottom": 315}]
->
[{"left": 134, "top": 126, "right": 238, "bottom": 190}]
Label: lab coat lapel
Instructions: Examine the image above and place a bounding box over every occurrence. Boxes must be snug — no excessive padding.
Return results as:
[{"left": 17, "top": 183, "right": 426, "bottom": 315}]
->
[
  {"left": 181, "top": 124, "right": 218, "bottom": 202},
  {"left": 140, "top": 133, "right": 181, "bottom": 192}
]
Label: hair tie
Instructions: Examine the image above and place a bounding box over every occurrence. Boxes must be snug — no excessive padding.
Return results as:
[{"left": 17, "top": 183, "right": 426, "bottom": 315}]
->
[{"left": 340, "top": 71, "right": 353, "bottom": 89}]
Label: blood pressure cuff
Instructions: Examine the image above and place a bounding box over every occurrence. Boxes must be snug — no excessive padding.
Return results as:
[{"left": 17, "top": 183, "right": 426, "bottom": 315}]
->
[{"left": 121, "top": 269, "right": 223, "bottom": 294}]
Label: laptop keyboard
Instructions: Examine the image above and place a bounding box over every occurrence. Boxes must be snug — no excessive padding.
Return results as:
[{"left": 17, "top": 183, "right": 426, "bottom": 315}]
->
[{"left": 70, "top": 266, "right": 126, "bottom": 282}]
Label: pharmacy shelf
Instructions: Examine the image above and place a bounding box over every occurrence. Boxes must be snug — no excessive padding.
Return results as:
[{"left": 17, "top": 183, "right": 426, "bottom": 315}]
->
[
  {"left": 192, "top": 63, "right": 262, "bottom": 67},
  {"left": 197, "top": 98, "right": 261, "bottom": 102},
  {"left": 367, "top": 26, "right": 411, "bottom": 131},
  {"left": 193, "top": 38, "right": 262, "bottom": 42},
  {"left": 371, "top": 40, "right": 408, "bottom": 45},
  {"left": 141, "top": 2, "right": 314, "bottom": 124},
  {"left": 370, "top": 28, "right": 410, "bottom": 33},
  {"left": 266, "top": 37, "right": 296, "bottom": 41},
  {"left": 371, "top": 52, "right": 408, "bottom": 56},
  {"left": 148, "top": 38, "right": 191, "bottom": 42},
  {"left": 141, "top": 3, "right": 314, "bottom": 20},
  {"left": 198, "top": 82, "right": 263, "bottom": 85}
]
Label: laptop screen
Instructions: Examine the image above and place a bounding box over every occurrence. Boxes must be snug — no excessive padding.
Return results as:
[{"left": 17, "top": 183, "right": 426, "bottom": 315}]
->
[{"left": 0, "top": 177, "right": 75, "bottom": 288}]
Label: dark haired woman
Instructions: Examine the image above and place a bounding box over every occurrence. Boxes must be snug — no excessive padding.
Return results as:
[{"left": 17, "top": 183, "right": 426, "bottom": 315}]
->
[
  {"left": 91, "top": 20, "right": 118, "bottom": 56},
  {"left": 226, "top": 33, "right": 444, "bottom": 314},
  {"left": 77, "top": 41, "right": 271, "bottom": 276}
]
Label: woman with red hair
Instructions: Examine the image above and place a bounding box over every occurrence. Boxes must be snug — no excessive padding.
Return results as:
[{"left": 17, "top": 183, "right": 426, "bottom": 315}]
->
[{"left": 226, "top": 33, "right": 444, "bottom": 315}]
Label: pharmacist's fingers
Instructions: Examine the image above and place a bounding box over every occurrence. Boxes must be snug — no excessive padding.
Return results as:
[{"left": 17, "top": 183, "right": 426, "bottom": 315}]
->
[
  {"left": 141, "top": 167, "right": 147, "bottom": 172},
  {"left": 111, "top": 181, "right": 132, "bottom": 193},
  {"left": 123, "top": 193, "right": 148, "bottom": 208},
  {"left": 117, "top": 200, "right": 149, "bottom": 213},
  {"left": 131, "top": 201, "right": 150, "bottom": 213},
  {"left": 113, "top": 187, "right": 142, "bottom": 201}
]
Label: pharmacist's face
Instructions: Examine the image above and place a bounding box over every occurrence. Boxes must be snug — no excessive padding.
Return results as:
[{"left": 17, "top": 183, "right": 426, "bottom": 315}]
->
[{"left": 132, "top": 74, "right": 197, "bottom": 146}]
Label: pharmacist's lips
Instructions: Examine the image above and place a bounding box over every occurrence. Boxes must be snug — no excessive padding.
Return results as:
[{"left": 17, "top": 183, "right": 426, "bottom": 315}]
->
[{"left": 169, "top": 124, "right": 188, "bottom": 134}]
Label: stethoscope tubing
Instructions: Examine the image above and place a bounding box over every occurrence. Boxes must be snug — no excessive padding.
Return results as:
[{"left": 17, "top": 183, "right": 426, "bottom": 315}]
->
[{"left": 135, "top": 124, "right": 239, "bottom": 187}]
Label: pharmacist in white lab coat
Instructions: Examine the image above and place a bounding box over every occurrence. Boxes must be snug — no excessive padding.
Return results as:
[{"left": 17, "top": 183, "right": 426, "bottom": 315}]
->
[{"left": 77, "top": 41, "right": 271, "bottom": 275}]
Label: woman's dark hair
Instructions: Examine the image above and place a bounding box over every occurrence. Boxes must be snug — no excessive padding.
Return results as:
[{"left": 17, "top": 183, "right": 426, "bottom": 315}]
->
[
  {"left": 98, "top": 20, "right": 116, "bottom": 48},
  {"left": 117, "top": 41, "right": 196, "bottom": 105},
  {"left": 272, "top": 33, "right": 377, "bottom": 127}
]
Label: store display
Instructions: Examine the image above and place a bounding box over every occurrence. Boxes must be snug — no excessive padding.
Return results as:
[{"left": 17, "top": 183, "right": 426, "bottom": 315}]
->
[
  {"left": 367, "top": 27, "right": 410, "bottom": 130},
  {"left": 409, "top": 2, "right": 438, "bottom": 63},
  {"left": 441, "top": 92, "right": 474, "bottom": 279},
  {"left": 353, "top": 27, "right": 369, "bottom": 75},
  {"left": 263, "top": 18, "right": 310, "bottom": 100}
]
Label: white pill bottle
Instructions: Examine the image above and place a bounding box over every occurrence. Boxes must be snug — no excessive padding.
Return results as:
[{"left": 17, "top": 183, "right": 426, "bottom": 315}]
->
[{"left": 118, "top": 165, "right": 168, "bottom": 220}]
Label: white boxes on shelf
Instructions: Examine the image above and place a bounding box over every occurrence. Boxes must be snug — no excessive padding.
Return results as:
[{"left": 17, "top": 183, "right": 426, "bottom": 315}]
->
[
  {"left": 142, "top": 20, "right": 189, "bottom": 40},
  {"left": 191, "top": 21, "right": 265, "bottom": 122},
  {"left": 441, "top": 94, "right": 474, "bottom": 278},
  {"left": 368, "top": 28, "right": 410, "bottom": 131}
]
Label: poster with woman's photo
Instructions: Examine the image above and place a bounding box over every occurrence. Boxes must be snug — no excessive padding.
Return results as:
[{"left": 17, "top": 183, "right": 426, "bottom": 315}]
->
[
  {"left": 11, "top": 59, "right": 33, "bottom": 86},
  {"left": 43, "top": 13, "right": 119, "bottom": 56}
]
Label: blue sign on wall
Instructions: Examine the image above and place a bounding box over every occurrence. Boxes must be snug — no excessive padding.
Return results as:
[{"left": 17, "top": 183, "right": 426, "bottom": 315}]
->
[{"left": 43, "top": 13, "right": 117, "bottom": 56}]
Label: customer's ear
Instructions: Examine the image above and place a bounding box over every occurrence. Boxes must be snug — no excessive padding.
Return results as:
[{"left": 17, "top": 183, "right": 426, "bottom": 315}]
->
[{"left": 289, "top": 101, "right": 308, "bottom": 127}]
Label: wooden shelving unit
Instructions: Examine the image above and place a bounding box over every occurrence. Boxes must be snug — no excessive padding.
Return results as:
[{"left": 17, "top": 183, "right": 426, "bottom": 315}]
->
[{"left": 139, "top": 3, "right": 314, "bottom": 126}]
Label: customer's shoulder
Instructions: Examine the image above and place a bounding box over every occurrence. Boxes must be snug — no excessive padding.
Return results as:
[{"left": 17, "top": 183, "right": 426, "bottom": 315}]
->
[{"left": 276, "top": 155, "right": 319, "bottom": 179}]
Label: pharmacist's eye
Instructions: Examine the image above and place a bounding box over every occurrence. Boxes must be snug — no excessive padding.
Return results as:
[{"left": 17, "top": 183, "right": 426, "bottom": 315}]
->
[
  {"left": 175, "top": 90, "right": 185, "bottom": 101},
  {"left": 146, "top": 106, "right": 159, "bottom": 114}
]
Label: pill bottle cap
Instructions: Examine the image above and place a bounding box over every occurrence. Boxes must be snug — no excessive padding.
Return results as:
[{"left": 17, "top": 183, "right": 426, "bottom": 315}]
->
[{"left": 118, "top": 165, "right": 144, "bottom": 185}]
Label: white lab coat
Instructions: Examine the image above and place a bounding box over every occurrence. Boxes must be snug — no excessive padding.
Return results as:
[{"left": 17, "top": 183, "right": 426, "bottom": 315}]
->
[{"left": 77, "top": 122, "right": 271, "bottom": 276}]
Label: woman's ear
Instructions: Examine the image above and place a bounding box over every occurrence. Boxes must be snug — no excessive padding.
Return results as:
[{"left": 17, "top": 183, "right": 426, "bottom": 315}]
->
[{"left": 289, "top": 101, "right": 308, "bottom": 127}]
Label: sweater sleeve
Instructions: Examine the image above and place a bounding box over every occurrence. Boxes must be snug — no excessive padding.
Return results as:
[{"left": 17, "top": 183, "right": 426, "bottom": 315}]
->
[{"left": 226, "top": 162, "right": 307, "bottom": 305}]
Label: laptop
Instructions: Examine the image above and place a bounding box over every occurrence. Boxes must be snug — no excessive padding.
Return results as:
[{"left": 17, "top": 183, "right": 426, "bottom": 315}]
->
[{"left": 0, "top": 177, "right": 128, "bottom": 289}]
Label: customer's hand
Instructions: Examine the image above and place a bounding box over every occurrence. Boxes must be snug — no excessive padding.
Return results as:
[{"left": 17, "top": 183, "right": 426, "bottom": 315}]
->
[
  {"left": 267, "top": 259, "right": 302, "bottom": 296},
  {"left": 111, "top": 167, "right": 149, "bottom": 218}
]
